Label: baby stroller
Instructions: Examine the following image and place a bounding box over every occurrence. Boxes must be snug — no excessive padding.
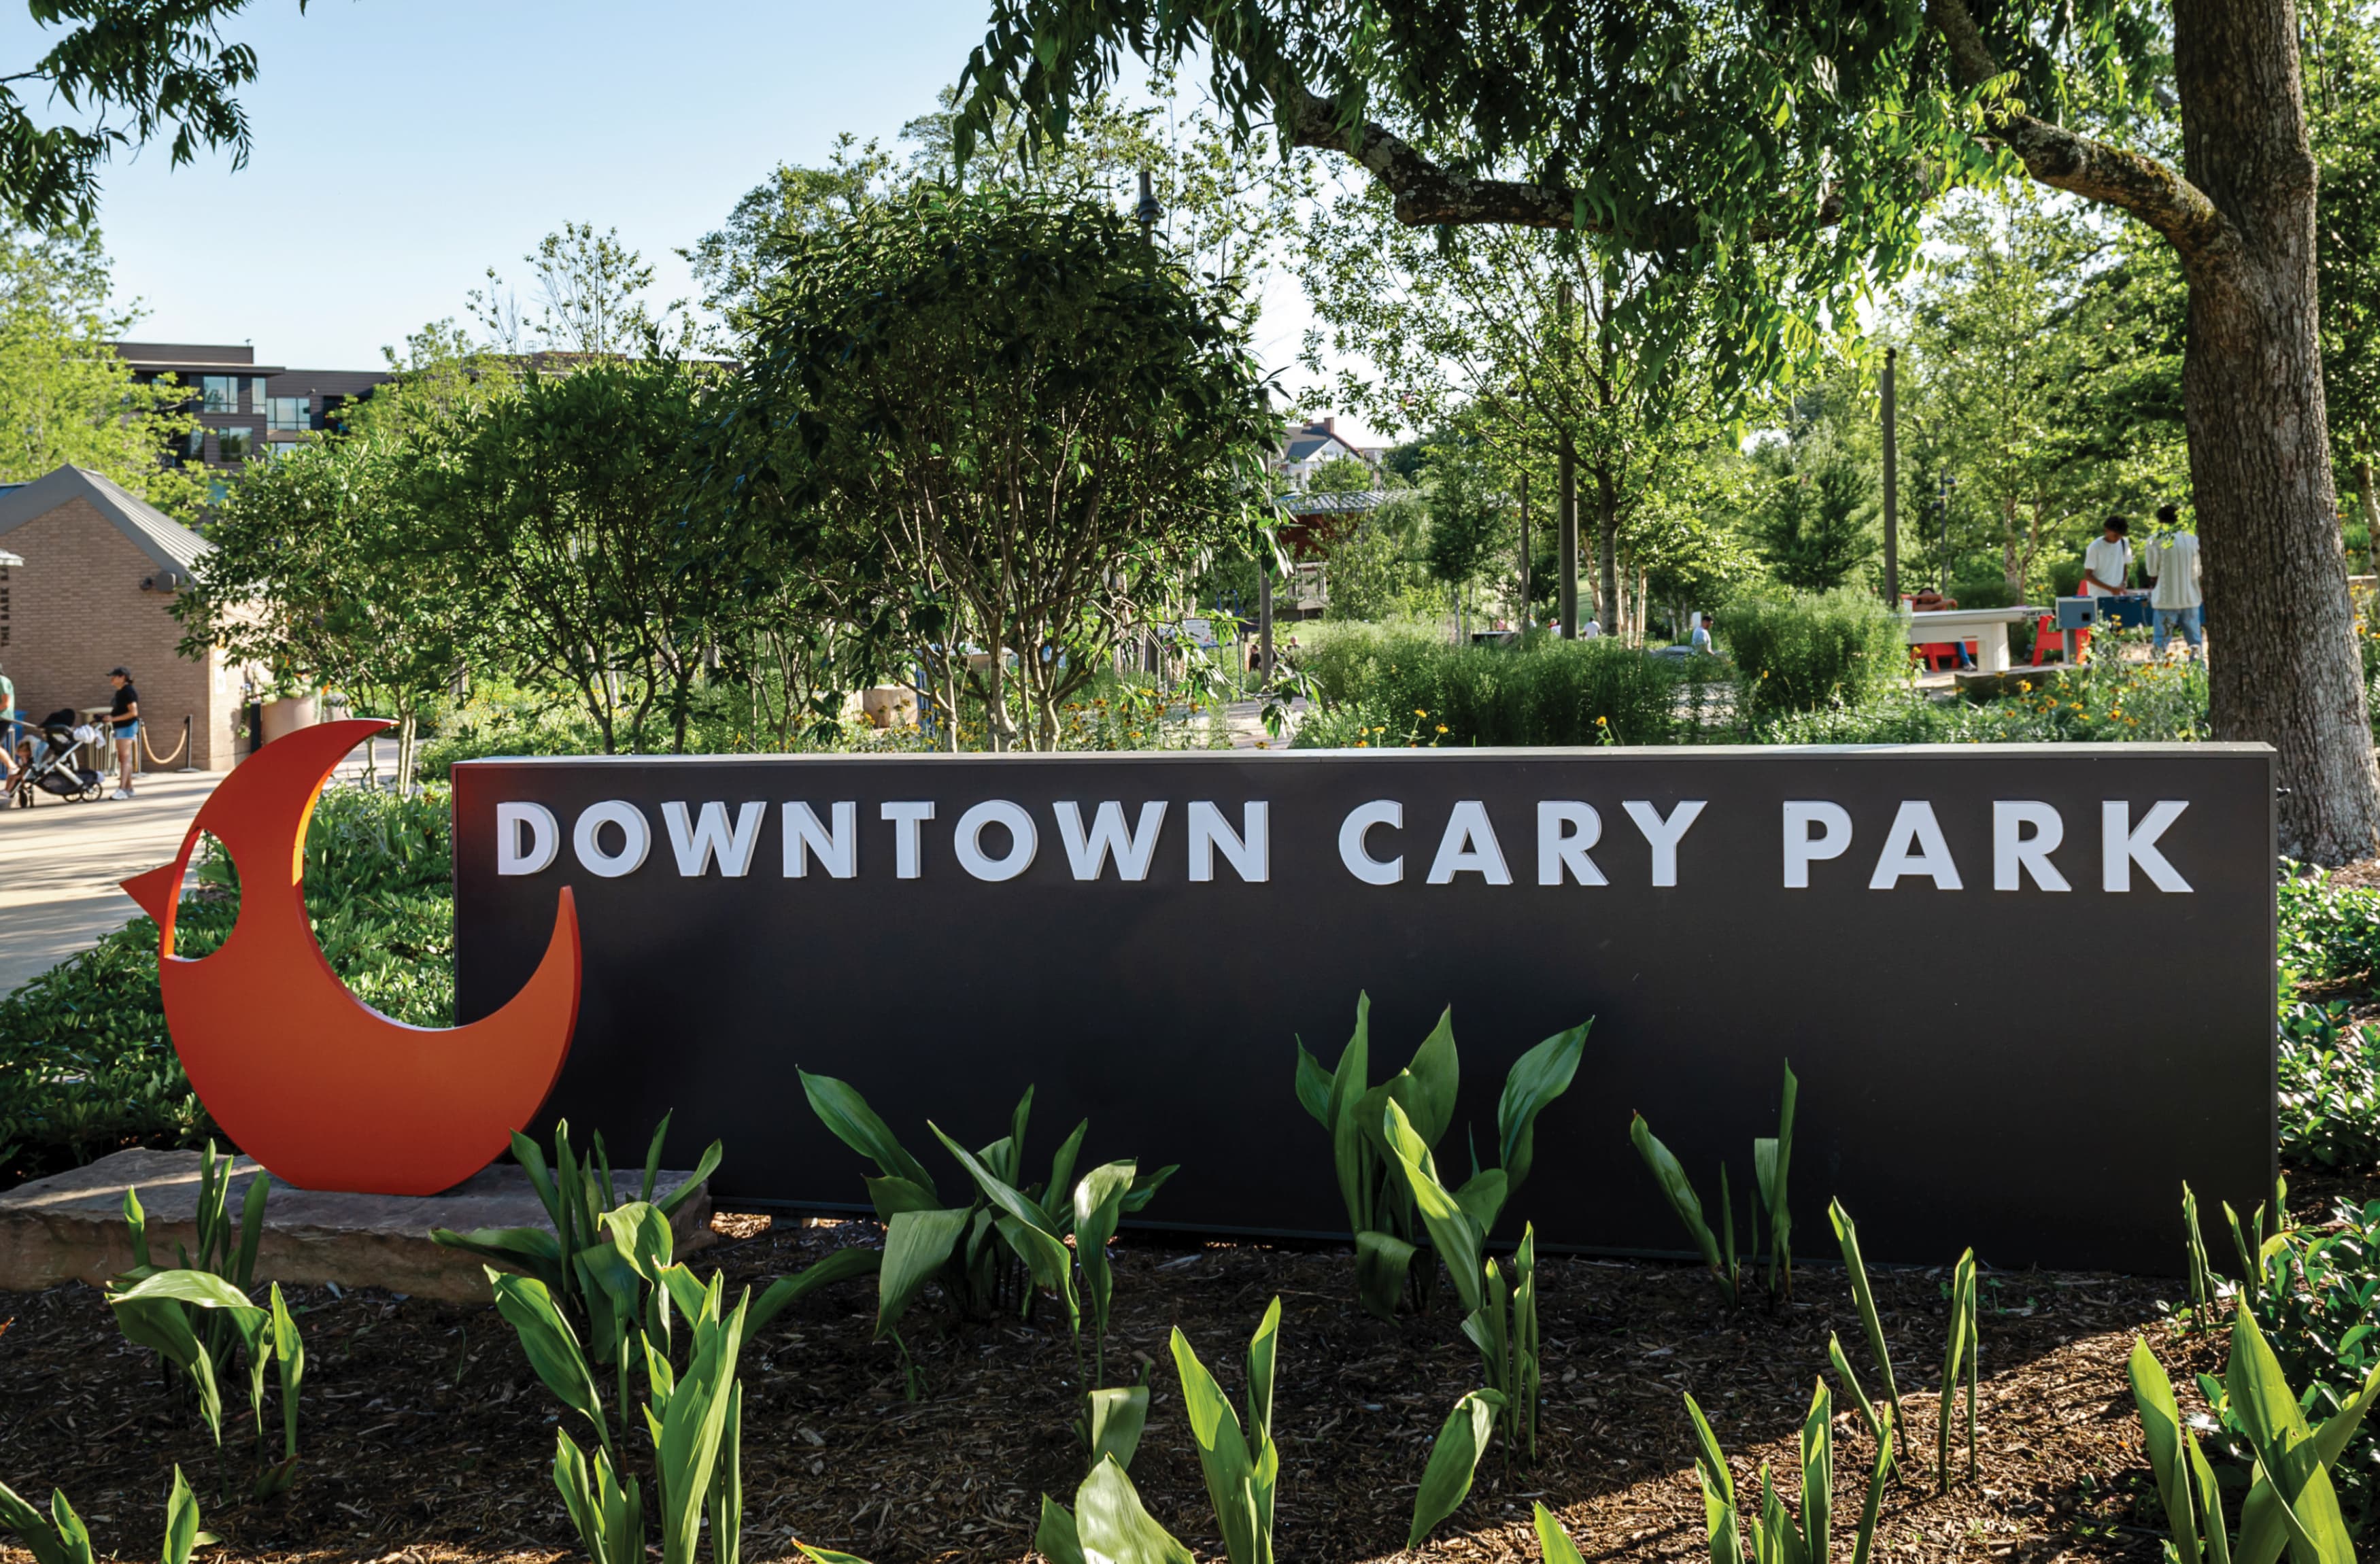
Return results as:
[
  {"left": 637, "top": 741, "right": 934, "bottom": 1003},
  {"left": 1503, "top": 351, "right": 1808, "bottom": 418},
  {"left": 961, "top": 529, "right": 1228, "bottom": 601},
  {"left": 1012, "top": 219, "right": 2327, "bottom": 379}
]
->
[{"left": 10, "top": 709, "right": 105, "bottom": 806}]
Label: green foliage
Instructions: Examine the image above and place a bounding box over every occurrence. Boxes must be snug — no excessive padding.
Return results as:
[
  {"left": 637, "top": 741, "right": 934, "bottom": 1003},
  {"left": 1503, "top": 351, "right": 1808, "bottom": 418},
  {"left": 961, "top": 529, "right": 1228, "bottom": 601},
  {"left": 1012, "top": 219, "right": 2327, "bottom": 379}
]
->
[
  {"left": 0, "top": 0, "right": 270, "bottom": 231},
  {"left": 2181, "top": 1193, "right": 2380, "bottom": 1537},
  {"left": 1293, "top": 993, "right": 1586, "bottom": 1319},
  {"left": 722, "top": 185, "right": 1277, "bottom": 753},
  {"left": 1829, "top": 1200, "right": 1909, "bottom": 1474},
  {"left": 0, "top": 1464, "right": 209, "bottom": 1564},
  {"left": 483, "top": 1243, "right": 751, "bottom": 1564},
  {"left": 1757, "top": 656, "right": 2211, "bottom": 745},
  {"left": 0, "top": 785, "right": 456, "bottom": 1183},
  {"left": 1938, "top": 1249, "right": 1979, "bottom": 1490},
  {"left": 2281, "top": 865, "right": 2380, "bottom": 990},
  {"left": 1723, "top": 590, "right": 1908, "bottom": 721},
  {"left": 2130, "top": 1304, "right": 2380, "bottom": 1563},
  {"left": 1749, "top": 439, "right": 1875, "bottom": 592},
  {"left": 430, "top": 1117, "right": 722, "bottom": 1387},
  {"left": 794, "top": 1070, "right": 1172, "bottom": 1414},
  {"left": 1408, "top": 1388, "right": 1503, "bottom": 1549},
  {"left": 1169, "top": 1298, "right": 1282, "bottom": 1564},
  {"left": 1029, "top": 1455, "right": 1193, "bottom": 1564},
  {"left": 1686, "top": 1381, "right": 1892, "bottom": 1564},
  {"left": 2277, "top": 1000, "right": 2380, "bottom": 1172},
  {"left": 0, "top": 225, "right": 202, "bottom": 515},
  {"left": 1290, "top": 621, "right": 1720, "bottom": 747},
  {"left": 402, "top": 354, "right": 737, "bottom": 755},
  {"left": 103, "top": 1147, "right": 305, "bottom": 1495},
  {"left": 1627, "top": 1061, "right": 1797, "bottom": 1306}
]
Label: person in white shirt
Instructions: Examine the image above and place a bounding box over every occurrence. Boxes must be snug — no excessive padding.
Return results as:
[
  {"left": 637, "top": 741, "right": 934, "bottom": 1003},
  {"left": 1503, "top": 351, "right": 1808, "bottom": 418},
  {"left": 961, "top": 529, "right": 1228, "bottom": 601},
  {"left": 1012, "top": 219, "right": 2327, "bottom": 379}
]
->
[
  {"left": 1690, "top": 612, "right": 1716, "bottom": 653},
  {"left": 2081, "top": 515, "right": 2132, "bottom": 596},
  {"left": 1580, "top": 617, "right": 1603, "bottom": 639},
  {"left": 2145, "top": 503, "right": 2203, "bottom": 658}
]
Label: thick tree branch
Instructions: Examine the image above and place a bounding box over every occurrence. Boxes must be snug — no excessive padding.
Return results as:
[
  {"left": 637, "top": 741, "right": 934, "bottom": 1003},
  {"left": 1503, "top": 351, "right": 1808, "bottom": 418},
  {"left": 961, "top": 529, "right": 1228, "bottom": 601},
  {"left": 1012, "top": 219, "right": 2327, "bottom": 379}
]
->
[
  {"left": 1922, "top": 0, "right": 2234, "bottom": 263},
  {"left": 1272, "top": 75, "right": 1841, "bottom": 241}
]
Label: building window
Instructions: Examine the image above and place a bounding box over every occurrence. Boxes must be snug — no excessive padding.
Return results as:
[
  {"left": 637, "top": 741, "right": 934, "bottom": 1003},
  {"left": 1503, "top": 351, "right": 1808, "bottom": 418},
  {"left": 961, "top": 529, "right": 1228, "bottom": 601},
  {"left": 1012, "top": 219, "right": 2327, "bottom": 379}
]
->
[
  {"left": 177, "top": 428, "right": 205, "bottom": 462},
  {"left": 200, "top": 375, "right": 237, "bottom": 413},
  {"left": 265, "top": 396, "right": 309, "bottom": 431},
  {"left": 216, "top": 426, "right": 256, "bottom": 461}
]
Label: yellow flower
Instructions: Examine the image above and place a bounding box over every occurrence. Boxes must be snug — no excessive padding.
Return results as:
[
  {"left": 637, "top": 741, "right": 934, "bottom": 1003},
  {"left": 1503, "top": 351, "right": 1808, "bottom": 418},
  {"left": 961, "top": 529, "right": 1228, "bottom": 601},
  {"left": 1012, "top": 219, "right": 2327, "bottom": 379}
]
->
[
  {"left": 1595, "top": 715, "right": 1609, "bottom": 726},
  {"left": 1355, "top": 739, "right": 1370, "bottom": 748},
  {"left": 1414, "top": 708, "right": 1428, "bottom": 718},
  {"left": 1435, "top": 724, "right": 1448, "bottom": 734}
]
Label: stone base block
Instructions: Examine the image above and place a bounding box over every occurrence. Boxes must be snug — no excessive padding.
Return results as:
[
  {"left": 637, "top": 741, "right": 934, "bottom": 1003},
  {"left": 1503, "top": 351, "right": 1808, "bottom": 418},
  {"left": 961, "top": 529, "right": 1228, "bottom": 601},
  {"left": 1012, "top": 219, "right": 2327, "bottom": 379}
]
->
[
  {"left": 0, "top": 1148, "right": 712, "bottom": 1302},
  {"left": 1955, "top": 664, "right": 2077, "bottom": 703}
]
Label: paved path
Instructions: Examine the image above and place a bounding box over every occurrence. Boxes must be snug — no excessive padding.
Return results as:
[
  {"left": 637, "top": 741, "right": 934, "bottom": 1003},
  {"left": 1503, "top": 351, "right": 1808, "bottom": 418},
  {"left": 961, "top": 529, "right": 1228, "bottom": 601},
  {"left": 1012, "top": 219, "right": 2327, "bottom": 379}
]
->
[
  {"left": 0, "top": 769, "right": 225, "bottom": 994},
  {"left": 0, "top": 741, "right": 396, "bottom": 997}
]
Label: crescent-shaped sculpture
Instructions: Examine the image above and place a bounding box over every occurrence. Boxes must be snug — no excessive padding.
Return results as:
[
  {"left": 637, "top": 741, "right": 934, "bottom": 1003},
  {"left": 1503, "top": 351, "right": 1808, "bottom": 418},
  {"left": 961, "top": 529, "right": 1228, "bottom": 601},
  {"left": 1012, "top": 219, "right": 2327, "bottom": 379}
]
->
[{"left": 120, "top": 718, "right": 581, "bottom": 1195}]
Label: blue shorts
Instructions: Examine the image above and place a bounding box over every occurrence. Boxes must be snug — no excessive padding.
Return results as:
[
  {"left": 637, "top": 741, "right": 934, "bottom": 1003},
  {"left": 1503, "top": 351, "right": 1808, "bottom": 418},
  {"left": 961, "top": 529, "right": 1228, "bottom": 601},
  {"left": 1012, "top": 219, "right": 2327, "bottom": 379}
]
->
[{"left": 114, "top": 719, "right": 139, "bottom": 740}]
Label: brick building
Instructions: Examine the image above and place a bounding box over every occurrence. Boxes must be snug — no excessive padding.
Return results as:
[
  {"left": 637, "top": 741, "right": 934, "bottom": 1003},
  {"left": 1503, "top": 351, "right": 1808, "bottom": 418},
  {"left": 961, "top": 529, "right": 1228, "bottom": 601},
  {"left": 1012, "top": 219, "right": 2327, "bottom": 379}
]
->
[{"left": 0, "top": 466, "right": 256, "bottom": 770}]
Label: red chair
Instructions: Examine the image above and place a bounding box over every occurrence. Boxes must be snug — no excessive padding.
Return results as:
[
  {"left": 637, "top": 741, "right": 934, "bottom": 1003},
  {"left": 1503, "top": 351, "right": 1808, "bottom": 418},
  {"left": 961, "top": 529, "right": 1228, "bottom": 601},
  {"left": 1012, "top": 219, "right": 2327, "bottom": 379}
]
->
[
  {"left": 2030, "top": 613, "right": 2088, "bottom": 666},
  {"left": 1912, "top": 639, "right": 1978, "bottom": 671}
]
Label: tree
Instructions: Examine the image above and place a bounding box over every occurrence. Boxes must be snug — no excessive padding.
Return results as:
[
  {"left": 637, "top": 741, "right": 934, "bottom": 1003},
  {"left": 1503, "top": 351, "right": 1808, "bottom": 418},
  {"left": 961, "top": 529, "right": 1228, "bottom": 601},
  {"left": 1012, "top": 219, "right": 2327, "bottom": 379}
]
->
[
  {"left": 0, "top": 224, "right": 200, "bottom": 513},
  {"left": 175, "top": 436, "right": 460, "bottom": 791},
  {"left": 471, "top": 222, "right": 691, "bottom": 358},
  {"left": 2, "top": 0, "right": 288, "bottom": 231},
  {"left": 1895, "top": 187, "right": 2188, "bottom": 597},
  {"left": 721, "top": 188, "right": 1277, "bottom": 751},
  {"left": 1751, "top": 438, "right": 1877, "bottom": 593},
  {"left": 403, "top": 356, "right": 733, "bottom": 753},
  {"left": 1421, "top": 447, "right": 1509, "bottom": 636},
  {"left": 955, "top": 0, "right": 2380, "bottom": 860},
  {"left": 1297, "top": 177, "right": 1741, "bottom": 639},
  {"left": 2311, "top": 6, "right": 2380, "bottom": 575}
]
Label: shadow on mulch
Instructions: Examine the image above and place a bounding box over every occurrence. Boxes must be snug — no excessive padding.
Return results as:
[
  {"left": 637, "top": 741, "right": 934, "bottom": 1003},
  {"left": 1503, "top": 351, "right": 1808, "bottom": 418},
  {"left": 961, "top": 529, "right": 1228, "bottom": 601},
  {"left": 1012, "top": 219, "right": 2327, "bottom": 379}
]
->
[{"left": 0, "top": 1193, "right": 2273, "bottom": 1564}]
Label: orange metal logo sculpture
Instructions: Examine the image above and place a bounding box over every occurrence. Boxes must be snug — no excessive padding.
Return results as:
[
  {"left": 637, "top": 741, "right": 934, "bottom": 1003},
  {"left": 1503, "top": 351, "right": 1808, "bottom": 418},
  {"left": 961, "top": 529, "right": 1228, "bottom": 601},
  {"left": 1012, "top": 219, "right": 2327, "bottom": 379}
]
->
[{"left": 120, "top": 719, "right": 581, "bottom": 1195}]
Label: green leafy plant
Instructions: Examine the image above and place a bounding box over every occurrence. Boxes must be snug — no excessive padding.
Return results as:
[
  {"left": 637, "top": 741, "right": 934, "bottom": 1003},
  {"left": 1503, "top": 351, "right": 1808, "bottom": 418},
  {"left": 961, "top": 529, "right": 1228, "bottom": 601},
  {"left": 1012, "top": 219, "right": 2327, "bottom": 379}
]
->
[
  {"left": 1379, "top": 1099, "right": 1543, "bottom": 1457},
  {"left": 483, "top": 1216, "right": 753, "bottom": 1564},
  {"left": 1937, "top": 1248, "right": 1979, "bottom": 1489},
  {"left": 1828, "top": 1199, "right": 1909, "bottom": 1469},
  {"left": 2176, "top": 1189, "right": 2380, "bottom": 1534},
  {"left": 1686, "top": 1380, "right": 1893, "bottom": 1564},
  {"left": 0, "top": 1465, "right": 211, "bottom": 1564},
  {"left": 1170, "top": 1298, "right": 1282, "bottom": 1564},
  {"left": 2129, "top": 1304, "right": 2380, "bottom": 1564},
  {"left": 1294, "top": 993, "right": 1586, "bottom": 1319},
  {"left": 431, "top": 1114, "right": 722, "bottom": 1370},
  {"left": 1025, "top": 1457, "right": 1193, "bottom": 1564},
  {"left": 794, "top": 1070, "right": 1171, "bottom": 1414},
  {"left": 1408, "top": 1388, "right": 1504, "bottom": 1549},
  {"left": 1630, "top": 1061, "right": 1798, "bottom": 1305},
  {"left": 105, "top": 1151, "right": 305, "bottom": 1497}
]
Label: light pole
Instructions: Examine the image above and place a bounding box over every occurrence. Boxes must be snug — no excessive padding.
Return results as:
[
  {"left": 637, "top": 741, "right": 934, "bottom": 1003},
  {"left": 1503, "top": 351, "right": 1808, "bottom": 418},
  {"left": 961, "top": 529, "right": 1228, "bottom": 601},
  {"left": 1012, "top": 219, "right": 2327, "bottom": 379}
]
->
[{"left": 1881, "top": 347, "right": 1899, "bottom": 605}]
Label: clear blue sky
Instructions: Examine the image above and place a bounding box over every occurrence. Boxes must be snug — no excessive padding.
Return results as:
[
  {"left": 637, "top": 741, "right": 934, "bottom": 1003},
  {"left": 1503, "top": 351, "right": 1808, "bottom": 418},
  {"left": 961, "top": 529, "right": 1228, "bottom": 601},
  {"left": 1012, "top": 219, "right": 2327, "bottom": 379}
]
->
[{"left": 1, "top": 0, "right": 1379, "bottom": 437}]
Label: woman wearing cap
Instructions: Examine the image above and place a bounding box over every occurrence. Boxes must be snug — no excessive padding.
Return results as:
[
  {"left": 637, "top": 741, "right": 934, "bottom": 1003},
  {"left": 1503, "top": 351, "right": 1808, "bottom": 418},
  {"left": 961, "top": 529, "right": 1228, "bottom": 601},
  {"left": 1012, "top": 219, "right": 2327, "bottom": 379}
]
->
[{"left": 107, "top": 667, "right": 139, "bottom": 800}]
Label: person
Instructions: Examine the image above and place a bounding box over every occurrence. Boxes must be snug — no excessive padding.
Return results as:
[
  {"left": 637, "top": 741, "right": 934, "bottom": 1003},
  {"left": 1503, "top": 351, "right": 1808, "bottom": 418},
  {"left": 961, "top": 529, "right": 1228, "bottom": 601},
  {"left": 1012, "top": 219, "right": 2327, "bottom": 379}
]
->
[
  {"left": 105, "top": 666, "right": 139, "bottom": 800},
  {"left": 2145, "top": 503, "right": 2204, "bottom": 658},
  {"left": 2082, "top": 515, "right": 2133, "bottom": 597},
  {"left": 0, "top": 659, "right": 14, "bottom": 794},
  {"left": 1689, "top": 612, "right": 1715, "bottom": 653},
  {"left": 1580, "top": 615, "right": 1603, "bottom": 639},
  {"left": 1905, "top": 586, "right": 1975, "bottom": 666}
]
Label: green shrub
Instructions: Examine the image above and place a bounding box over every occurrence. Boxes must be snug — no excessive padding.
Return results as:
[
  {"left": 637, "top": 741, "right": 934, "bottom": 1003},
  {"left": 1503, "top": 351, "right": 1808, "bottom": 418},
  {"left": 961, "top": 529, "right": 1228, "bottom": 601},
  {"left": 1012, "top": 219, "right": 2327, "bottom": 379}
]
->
[
  {"left": 1721, "top": 590, "right": 1909, "bottom": 721},
  {"left": 2278, "top": 1000, "right": 2380, "bottom": 1171},
  {"left": 1289, "top": 621, "right": 1711, "bottom": 746},
  {"left": 2279, "top": 864, "right": 2380, "bottom": 988},
  {"left": 0, "top": 785, "right": 458, "bottom": 1183}
]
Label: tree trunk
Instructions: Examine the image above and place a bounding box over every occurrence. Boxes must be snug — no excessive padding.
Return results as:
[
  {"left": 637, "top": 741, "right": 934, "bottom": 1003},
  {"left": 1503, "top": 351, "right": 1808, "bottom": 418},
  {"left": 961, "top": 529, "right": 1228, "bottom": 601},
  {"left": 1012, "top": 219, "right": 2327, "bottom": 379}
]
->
[
  {"left": 1517, "top": 469, "right": 1531, "bottom": 629},
  {"left": 1558, "top": 435, "right": 1579, "bottom": 636},
  {"left": 2001, "top": 494, "right": 2022, "bottom": 597},
  {"left": 2174, "top": 0, "right": 2378, "bottom": 862},
  {"left": 1595, "top": 469, "right": 1620, "bottom": 632}
]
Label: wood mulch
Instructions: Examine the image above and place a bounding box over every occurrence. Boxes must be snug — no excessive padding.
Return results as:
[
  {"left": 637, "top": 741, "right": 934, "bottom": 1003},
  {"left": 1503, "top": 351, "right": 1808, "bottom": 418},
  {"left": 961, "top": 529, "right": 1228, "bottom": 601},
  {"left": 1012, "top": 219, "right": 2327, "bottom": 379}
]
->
[{"left": 12, "top": 1176, "right": 2373, "bottom": 1564}]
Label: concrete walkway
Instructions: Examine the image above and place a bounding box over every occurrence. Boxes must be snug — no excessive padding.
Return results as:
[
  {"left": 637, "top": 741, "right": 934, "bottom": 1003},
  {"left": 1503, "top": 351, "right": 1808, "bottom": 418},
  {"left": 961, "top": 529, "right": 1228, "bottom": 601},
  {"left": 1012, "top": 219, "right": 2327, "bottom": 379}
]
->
[
  {"left": 0, "top": 768, "right": 225, "bottom": 994},
  {"left": 0, "top": 740, "right": 396, "bottom": 996}
]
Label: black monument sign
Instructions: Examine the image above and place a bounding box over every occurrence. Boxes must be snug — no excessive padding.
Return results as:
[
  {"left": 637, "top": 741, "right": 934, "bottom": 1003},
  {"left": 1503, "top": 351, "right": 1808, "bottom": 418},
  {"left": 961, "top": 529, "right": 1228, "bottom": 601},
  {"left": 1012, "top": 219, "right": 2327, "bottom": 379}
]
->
[{"left": 454, "top": 745, "right": 2274, "bottom": 1272}]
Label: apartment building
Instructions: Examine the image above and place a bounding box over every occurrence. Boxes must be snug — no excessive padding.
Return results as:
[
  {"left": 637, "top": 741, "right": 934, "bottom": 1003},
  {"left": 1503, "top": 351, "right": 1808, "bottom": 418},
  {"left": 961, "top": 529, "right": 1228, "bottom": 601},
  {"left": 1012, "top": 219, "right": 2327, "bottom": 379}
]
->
[{"left": 114, "top": 341, "right": 391, "bottom": 491}]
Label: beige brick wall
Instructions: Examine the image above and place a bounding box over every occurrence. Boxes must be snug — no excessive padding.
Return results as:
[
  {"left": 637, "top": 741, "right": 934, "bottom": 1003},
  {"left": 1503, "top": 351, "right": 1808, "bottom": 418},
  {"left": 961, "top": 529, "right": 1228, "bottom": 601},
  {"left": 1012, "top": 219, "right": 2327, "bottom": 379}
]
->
[{"left": 0, "top": 496, "right": 245, "bottom": 771}]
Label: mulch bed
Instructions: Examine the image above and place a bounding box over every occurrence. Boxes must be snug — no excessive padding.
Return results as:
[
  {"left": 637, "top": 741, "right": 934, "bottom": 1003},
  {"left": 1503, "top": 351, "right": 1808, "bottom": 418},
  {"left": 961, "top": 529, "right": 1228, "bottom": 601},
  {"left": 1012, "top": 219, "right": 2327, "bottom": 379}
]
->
[{"left": 20, "top": 1172, "right": 2380, "bottom": 1564}]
